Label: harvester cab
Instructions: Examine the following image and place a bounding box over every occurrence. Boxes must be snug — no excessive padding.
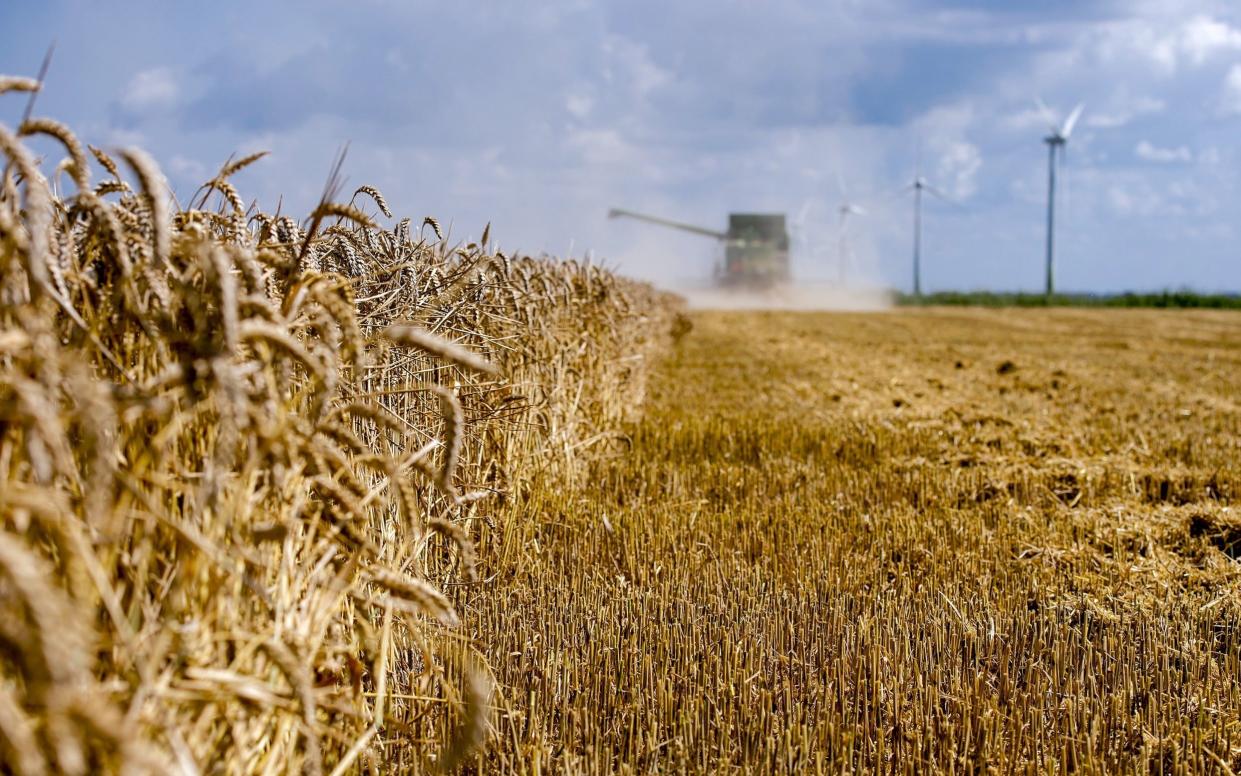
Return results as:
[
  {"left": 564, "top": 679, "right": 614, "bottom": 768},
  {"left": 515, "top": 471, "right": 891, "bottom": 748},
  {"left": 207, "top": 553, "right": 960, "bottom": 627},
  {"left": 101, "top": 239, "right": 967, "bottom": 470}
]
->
[{"left": 608, "top": 208, "right": 790, "bottom": 289}]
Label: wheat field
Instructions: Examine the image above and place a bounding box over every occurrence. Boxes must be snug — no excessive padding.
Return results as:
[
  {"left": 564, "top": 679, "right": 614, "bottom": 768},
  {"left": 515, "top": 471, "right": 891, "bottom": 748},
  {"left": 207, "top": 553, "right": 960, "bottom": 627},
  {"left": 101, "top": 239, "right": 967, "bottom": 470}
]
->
[
  {"left": 0, "top": 78, "right": 680, "bottom": 773},
  {"left": 475, "top": 308, "right": 1241, "bottom": 773},
  {"left": 3, "top": 71, "right": 1241, "bottom": 774}
]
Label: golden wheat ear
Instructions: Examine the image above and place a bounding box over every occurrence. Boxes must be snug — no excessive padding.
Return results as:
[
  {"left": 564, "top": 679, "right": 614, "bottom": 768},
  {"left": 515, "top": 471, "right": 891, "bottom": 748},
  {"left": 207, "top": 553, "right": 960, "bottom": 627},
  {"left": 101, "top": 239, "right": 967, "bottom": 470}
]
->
[
  {"left": 0, "top": 76, "right": 41, "bottom": 96},
  {"left": 216, "top": 150, "right": 268, "bottom": 181},
  {"left": 433, "top": 386, "right": 465, "bottom": 499},
  {"left": 421, "top": 215, "right": 444, "bottom": 240},
  {"left": 351, "top": 184, "right": 392, "bottom": 219},
  {"left": 18, "top": 118, "right": 89, "bottom": 192},
  {"left": 379, "top": 324, "right": 498, "bottom": 375},
  {"left": 366, "top": 567, "right": 460, "bottom": 627}
]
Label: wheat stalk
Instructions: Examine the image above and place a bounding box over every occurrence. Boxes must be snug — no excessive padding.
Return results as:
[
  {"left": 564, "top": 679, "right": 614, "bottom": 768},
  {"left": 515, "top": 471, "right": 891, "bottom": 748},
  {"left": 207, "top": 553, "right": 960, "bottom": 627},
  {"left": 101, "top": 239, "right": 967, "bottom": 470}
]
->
[{"left": 381, "top": 324, "right": 498, "bottom": 375}]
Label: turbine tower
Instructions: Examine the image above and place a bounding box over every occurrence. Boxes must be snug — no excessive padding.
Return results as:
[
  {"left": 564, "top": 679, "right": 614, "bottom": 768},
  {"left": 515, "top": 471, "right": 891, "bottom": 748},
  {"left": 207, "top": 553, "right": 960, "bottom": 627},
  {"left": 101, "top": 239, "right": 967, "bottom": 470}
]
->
[
  {"left": 1037, "top": 100, "right": 1084, "bottom": 296},
  {"left": 902, "top": 166, "right": 951, "bottom": 297}
]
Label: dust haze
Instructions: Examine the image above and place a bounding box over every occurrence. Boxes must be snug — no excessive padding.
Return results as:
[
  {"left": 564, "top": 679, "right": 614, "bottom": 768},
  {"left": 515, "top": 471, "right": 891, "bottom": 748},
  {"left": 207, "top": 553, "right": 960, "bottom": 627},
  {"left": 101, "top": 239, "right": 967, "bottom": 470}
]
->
[
  {"left": 677, "top": 282, "right": 893, "bottom": 311},
  {"left": 605, "top": 220, "right": 895, "bottom": 311}
]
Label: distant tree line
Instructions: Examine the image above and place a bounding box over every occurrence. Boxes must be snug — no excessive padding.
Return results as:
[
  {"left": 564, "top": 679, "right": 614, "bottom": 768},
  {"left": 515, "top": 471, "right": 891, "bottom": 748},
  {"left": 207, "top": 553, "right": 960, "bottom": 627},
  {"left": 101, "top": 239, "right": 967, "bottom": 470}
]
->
[{"left": 896, "top": 290, "right": 1241, "bottom": 309}]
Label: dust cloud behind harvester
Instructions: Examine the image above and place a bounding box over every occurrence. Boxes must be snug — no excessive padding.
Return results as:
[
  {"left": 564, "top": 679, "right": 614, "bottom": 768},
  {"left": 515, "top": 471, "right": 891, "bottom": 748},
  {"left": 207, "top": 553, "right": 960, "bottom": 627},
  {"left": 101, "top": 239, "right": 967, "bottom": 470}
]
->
[{"left": 607, "top": 207, "right": 889, "bottom": 309}]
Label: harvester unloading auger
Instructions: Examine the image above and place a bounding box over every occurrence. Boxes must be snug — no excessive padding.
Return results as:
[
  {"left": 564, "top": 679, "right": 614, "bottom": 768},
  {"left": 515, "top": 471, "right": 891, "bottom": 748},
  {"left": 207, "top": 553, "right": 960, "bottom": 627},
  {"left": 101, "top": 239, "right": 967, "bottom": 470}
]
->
[{"left": 608, "top": 208, "right": 790, "bottom": 290}]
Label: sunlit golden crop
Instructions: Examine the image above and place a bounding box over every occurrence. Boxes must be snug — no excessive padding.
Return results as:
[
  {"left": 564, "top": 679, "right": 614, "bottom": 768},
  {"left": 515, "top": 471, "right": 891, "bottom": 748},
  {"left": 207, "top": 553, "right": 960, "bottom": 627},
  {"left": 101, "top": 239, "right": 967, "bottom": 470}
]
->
[{"left": 3, "top": 72, "right": 1239, "bottom": 774}]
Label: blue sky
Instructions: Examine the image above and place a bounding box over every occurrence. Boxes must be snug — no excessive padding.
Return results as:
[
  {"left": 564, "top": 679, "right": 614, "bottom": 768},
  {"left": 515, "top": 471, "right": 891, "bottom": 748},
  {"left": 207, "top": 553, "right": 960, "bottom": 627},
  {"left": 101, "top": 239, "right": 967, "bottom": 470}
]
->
[{"left": 2, "top": 0, "right": 1240, "bottom": 292}]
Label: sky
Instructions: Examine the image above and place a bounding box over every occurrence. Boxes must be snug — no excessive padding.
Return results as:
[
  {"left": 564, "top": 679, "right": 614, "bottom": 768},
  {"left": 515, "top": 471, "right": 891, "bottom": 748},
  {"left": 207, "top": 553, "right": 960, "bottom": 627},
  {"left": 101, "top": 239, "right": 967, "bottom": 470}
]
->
[{"left": 2, "top": 0, "right": 1240, "bottom": 293}]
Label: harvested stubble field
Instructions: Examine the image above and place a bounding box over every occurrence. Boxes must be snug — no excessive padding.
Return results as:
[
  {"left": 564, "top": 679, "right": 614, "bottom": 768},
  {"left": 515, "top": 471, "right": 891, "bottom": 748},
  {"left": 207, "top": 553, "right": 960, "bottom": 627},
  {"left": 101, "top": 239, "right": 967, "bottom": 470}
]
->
[{"left": 478, "top": 308, "right": 1241, "bottom": 773}]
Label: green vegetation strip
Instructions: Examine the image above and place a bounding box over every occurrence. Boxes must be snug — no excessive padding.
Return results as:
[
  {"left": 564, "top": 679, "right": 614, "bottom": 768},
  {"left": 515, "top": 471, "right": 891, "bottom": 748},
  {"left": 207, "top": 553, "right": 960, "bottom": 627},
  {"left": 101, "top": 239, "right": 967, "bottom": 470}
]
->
[{"left": 897, "top": 290, "right": 1241, "bottom": 308}]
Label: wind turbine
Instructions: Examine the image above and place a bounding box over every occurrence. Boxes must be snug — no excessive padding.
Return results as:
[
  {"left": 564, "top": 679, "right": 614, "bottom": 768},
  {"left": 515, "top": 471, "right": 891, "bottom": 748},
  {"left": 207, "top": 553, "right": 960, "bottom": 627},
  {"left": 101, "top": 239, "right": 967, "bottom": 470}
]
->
[
  {"left": 835, "top": 174, "right": 866, "bottom": 285},
  {"left": 901, "top": 154, "right": 953, "bottom": 297},
  {"left": 1037, "top": 99, "right": 1084, "bottom": 296}
]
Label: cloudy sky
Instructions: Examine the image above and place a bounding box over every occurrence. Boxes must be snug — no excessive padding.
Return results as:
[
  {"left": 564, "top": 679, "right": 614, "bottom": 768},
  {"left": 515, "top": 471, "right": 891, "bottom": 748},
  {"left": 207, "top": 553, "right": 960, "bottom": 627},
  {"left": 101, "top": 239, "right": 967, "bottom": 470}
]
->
[{"left": 3, "top": 0, "right": 1240, "bottom": 292}]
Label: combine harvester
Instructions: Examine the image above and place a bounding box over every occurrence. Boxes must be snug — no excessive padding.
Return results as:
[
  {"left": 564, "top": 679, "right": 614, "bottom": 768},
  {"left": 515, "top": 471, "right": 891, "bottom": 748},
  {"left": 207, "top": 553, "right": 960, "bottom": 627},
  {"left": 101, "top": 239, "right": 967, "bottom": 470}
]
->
[
  {"left": 608, "top": 208, "right": 790, "bottom": 291},
  {"left": 608, "top": 207, "right": 890, "bottom": 309}
]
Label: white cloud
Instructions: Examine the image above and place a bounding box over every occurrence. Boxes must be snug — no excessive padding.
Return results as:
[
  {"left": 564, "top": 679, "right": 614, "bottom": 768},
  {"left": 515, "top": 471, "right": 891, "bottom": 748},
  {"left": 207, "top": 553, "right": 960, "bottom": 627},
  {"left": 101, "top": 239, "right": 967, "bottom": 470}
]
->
[
  {"left": 1086, "top": 96, "right": 1165, "bottom": 128},
  {"left": 914, "top": 103, "right": 982, "bottom": 199},
  {"left": 1103, "top": 172, "right": 1214, "bottom": 219},
  {"left": 1003, "top": 106, "right": 1054, "bottom": 133},
  {"left": 567, "top": 127, "right": 648, "bottom": 170},
  {"left": 167, "top": 154, "right": 207, "bottom": 183},
  {"left": 121, "top": 67, "right": 178, "bottom": 112},
  {"left": 1135, "top": 140, "right": 1192, "bottom": 163},
  {"left": 1180, "top": 15, "right": 1241, "bottom": 66},
  {"left": 1091, "top": 13, "right": 1241, "bottom": 75},
  {"left": 1167, "top": 179, "right": 1219, "bottom": 216},
  {"left": 600, "top": 35, "right": 670, "bottom": 98},
  {"left": 566, "top": 94, "right": 593, "bottom": 120},
  {"left": 1221, "top": 64, "right": 1241, "bottom": 114},
  {"left": 103, "top": 127, "right": 146, "bottom": 147},
  {"left": 1106, "top": 185, "right": 1134, "bottom": 215},
  {"left": 937, "top": 141, "right": 982, "bottom": 199},
  {"left": 1106, "top": 183, "right": 1165, "bottom": 217}
]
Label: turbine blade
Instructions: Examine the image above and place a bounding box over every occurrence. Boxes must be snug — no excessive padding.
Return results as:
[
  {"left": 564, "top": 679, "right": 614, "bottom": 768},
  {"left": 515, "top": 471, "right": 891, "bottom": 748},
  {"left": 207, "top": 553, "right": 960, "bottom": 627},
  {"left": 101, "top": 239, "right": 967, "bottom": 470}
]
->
[
  {"left": 1034, "top": 96, "right": 1059, "bottom": 134},
  {"left": 835, "top": 171, "right": 849, "bottom": 199},
  {"left": 794, "top": 200, "right": 813, "bottom": 227},
  {"left": 877, "top": 183, "right": 913, "bottom": 201},
  {"left": 1061, "top": 102, "right": 1085, "bottom": 139}
]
